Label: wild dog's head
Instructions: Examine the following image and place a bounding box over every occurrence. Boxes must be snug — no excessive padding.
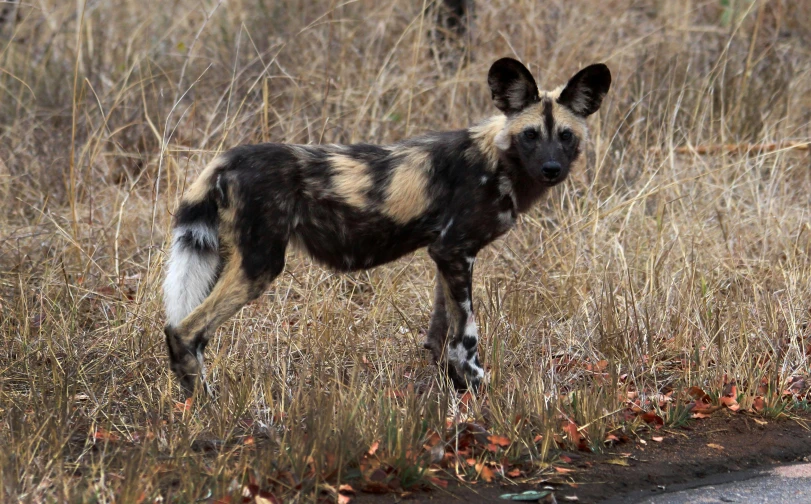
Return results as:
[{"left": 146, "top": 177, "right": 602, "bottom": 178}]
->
[{"left": 487, "top": 58, "right": 611, "bottom": 186}]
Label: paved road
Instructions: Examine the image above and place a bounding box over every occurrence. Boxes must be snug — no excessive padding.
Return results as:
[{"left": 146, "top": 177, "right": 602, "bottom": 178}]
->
[{"left": 633, "top": 462, "right": 811, "bottom": 503}]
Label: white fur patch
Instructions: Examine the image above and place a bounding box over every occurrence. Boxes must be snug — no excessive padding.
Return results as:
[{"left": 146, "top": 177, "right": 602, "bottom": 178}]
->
[
  {"left": 498, "top": 211, "right": 515, "bottom": 230},
  {"left": 440, "top": 218, "right": 455, "bottom": 239},
  {"left": 494, "top": 129, "right": 511, "bottom": 150},
  {"left": 448, "top": 342, "right": 468, "bottom": 366},
  {"left": 163, "top": 229, "right": 219, "bottom": 328}
]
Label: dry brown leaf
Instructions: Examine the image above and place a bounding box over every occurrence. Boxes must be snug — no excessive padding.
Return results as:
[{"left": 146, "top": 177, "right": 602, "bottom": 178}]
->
[
  {"left": 687, "top": 386, "right": 710, "bottom": 402},
  {"left": 720, "top": 396, "right": 740, "bottom": 411},
  {"left": 174, "top": 398, "right": 193, "bottom": 413},
  {"left": 93, "top": 428, "right": 120, "bottom": 442},
  {"left": 639, "top": 412, "right": 664, "bottom": 427},
  {"left": 488, "top": 434, "right": 511, "bottom": 448},
  {"left": 707, "top": 443, "right": 724, "bottom": 450},
  {"left": 604, "top": 458, "right": 629, "bottom": 466},
  {"left": 427, "top": 477, "right": 448, "bottom": 488},
  {"left": 554, "top": 466, "right": 575, "bottom": 474},
  {"left": 752, "top": 396, "right": 766, "bottom": 412},
  {"left": 563, "top": 421, "right": 582, "bottom": 445}
]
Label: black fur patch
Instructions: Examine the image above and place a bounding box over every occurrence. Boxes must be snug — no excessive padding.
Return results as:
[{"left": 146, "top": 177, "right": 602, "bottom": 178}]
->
[{"left": 542, "top": 98, "right": 555, "bottom": 140}]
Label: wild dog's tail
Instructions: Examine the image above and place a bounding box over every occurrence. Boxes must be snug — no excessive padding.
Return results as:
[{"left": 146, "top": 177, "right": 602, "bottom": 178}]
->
[{"left": 163, "top": 155, "right": 229, "bottom": 328}]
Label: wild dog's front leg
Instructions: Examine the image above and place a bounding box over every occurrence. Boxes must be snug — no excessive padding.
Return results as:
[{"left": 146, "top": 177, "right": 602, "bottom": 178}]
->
[
  {"left": 423, "top": 273, "right": 449, "bottom": 362},
  {"left": 429, "top": 248, "right": 484, "bottom": 391}
]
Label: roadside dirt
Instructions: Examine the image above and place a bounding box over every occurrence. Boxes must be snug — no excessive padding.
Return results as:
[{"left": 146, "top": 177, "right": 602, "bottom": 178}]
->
[{"left": 353, "top": 411, "right": 811, "bottom": 503}]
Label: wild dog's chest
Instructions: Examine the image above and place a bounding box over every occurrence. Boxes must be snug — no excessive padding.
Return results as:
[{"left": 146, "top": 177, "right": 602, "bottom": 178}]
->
[{"left": 444, "top": 172, "right": 518, "bottom": 247}]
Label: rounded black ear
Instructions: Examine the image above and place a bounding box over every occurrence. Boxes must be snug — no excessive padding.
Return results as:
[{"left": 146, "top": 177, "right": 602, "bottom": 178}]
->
[
  {"left": 557, "top": 63, "right": 611, "bottom": 117},
  {"left": 487, "top": 58, "right": 540, "bottom": 115}
]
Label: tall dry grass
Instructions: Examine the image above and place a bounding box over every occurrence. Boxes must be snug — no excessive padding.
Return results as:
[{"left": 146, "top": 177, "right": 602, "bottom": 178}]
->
[{"left": 1, "top": 0, "right": 810, "bottom": 501}]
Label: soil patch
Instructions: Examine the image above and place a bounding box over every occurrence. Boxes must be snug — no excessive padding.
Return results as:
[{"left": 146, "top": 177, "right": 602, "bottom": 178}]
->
[{"left": 353, "top": 411, "right": 811, "bottom": 503}]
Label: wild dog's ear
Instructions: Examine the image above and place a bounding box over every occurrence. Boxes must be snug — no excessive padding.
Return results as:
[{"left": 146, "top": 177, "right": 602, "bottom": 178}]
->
[
  {"left": 487, "top": 58, "right": 540, "bottom": 115},
  {"left": 557, "top": 64, "right": 611, "bottom": 117}
]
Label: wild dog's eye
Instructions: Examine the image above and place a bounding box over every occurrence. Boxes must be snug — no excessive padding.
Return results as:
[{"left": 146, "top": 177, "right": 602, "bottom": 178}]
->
[
  {"left": 559, "top": 130, "right": 574, "bottom": 142},
  {"left": 523, "top": 129, "right": 538, "bottom": 141}
]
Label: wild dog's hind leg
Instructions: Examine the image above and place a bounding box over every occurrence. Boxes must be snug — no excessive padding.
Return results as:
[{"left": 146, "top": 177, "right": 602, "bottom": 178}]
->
[
  {"left": 165, "top": 243, "right": 286, "bottom": 396},
  {"left": 428, "top": 245, "right": 483, "bottom": 391}
]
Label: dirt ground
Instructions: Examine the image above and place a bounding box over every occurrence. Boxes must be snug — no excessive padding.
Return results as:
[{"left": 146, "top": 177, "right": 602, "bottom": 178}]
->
[{"left": 353, "top": 411, "right": 811, "bottom": 504}]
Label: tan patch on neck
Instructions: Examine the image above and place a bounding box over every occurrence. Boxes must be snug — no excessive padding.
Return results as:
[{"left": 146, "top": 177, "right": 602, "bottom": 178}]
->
[
  {"left": 382, "top": 148, "right": 432, "bottom": 223},
  {"left": 329, "top": 154, "right": 373, "bottom": 208},
  {"left": 468, "top": 116, "right": 507, "bottom": 171}
]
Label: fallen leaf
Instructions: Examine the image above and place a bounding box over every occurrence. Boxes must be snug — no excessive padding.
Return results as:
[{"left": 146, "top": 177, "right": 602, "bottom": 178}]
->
[
  {"left": 752, "top": 396, "right": 766, "bottom": 412},
  {"left": 652, "top": 436, "right": 664, "bottom": 442},
  {"left": 692, "top": 412, "right": 713, "bottom": 419},
  {"left": 424, "top": 430, "right": 442, "bottom": 447},
  {"left": 563, "top": 421, "right": 582, "bottom": 446},
  {"left": 507, "top": 468, "right": 522, "bottom": 478},
  {"left": 554, "top": 466, "right": 575, "bottom": 474},
  {"left": 427, "top": 477, "right": 448, "bottom": 488},
  {"left": 707, "top": 443, "right": 724, "bottom": 450},
  {"left": 687, "top": 386, "right": 710, "bottom": 401},
  {"left": 93, "top": 428, "right": 120, "bottom": 442},
  {"left": 174, "top": 398, "right": 193, "bottom": 413},
  {"left": 722, "top": 380, "right": 737, "bottom": 398},
  {"left": 604, "top": 458, "right": 629, "bottom": 466},
  {"left": 475, "top": 462, "right": 497, "bottom": 482},
  {"left": 754, "top": 418, "right": 768, "bottom": 426},
  {"left": 243, "top": 436, "right": 255, "bottom": 446},
  {"left": 488, "top": 435, "right": 511, "bottom": 448},
  {"left": 639, "top": 412, "right": 664, "bottom": 427},
  {"left": 720, "top": 395, "right": 740, "bottom": 411}
]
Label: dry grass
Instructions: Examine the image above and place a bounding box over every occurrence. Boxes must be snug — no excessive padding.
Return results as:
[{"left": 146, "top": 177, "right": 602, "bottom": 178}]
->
[{"left": 1, "top": 0, "right": 811, "bottom": 501}]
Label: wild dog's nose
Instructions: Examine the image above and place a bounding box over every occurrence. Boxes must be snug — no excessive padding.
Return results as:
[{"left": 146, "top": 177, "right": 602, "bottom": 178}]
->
[{"left": 541, "top": 161, "right": 562, "bottom": 181}]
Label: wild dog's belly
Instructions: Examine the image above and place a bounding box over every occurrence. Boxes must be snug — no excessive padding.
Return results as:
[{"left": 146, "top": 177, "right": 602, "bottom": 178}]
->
[{"left": 292, "top": 204, "right": 440, "bottom": 272}]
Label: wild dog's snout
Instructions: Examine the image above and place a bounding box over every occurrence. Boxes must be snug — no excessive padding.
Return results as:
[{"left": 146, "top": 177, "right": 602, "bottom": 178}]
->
[{"left": 541, "top": 161, "right": 562, "bottom": 181}]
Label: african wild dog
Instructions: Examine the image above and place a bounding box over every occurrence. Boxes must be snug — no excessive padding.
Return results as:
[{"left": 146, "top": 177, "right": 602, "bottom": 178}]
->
[{"left": 163, "top": 58, "right": 611, "bottom": 396}]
